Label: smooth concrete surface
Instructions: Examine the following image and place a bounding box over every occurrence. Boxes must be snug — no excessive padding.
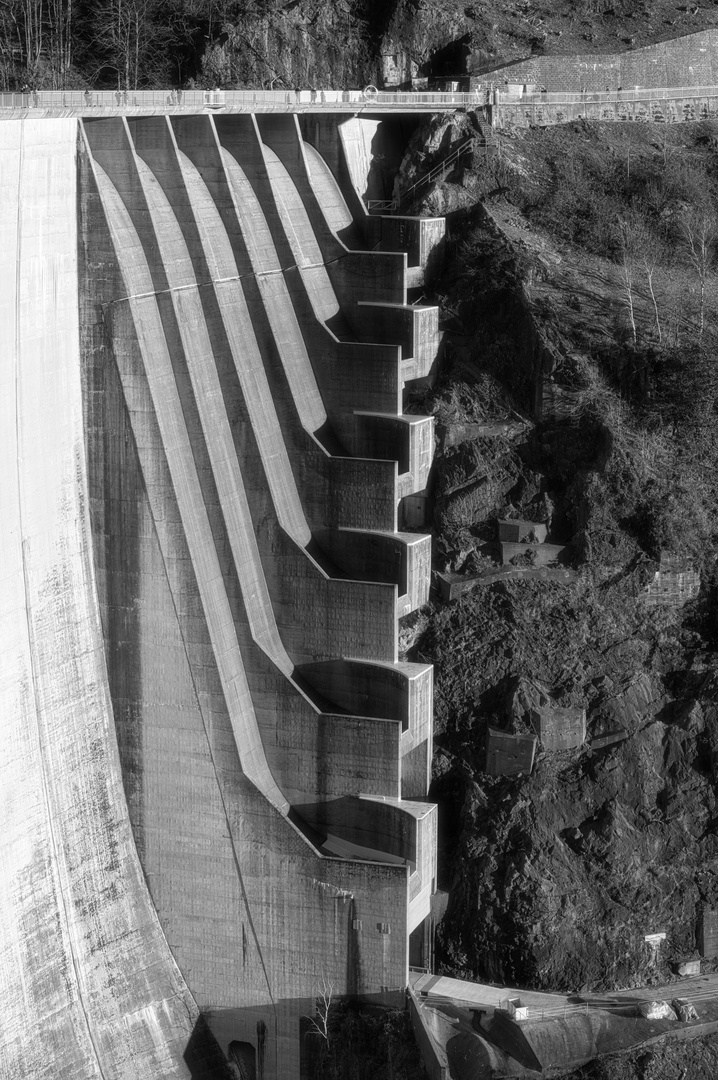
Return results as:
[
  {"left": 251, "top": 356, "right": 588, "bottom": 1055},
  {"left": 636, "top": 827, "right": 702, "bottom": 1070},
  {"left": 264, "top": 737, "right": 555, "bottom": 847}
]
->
[
  {"left": 377, "top": 216, "right": 446, "bottom": 272},
  {"left": 339, "top": 115, "right": 383, "bottom": 206},
  {"left": 303, "top": 139, "right": 363, "bottom": 247},
  {"left": 0, "top": 118, "right": 216, "bottom": 1080},
  {"left": 2, "top": 111, "right": 442, "bottom": 1079},
  {"left": 356, "top": 300, "right": 441, "bottom": 382},
  {"left": 486, "top": 729, "right": 538, "bottom": 777},
  {"left": 531, "top": 706, "right": 587, "bottom": 752},
  {"left": 411, "top": 974, "right": 571, "bottom": 1011}
]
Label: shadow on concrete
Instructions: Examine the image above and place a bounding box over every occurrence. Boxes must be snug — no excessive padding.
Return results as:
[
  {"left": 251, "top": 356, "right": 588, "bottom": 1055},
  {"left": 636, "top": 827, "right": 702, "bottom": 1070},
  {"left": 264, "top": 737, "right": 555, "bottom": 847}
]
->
[
  {"left": 184, "top": 1014, "right": 237, "bottom": 1079},
  {"left": 365, "top": 118, "right": 419, "bottom": 204}
]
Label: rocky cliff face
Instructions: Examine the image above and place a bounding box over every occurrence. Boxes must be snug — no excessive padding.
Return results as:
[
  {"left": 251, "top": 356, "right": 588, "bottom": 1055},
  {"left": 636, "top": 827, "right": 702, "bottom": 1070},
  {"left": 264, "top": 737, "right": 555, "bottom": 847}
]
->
[
  {"left": 198, "top": 0, "right": 718, "bottom": 89},
  {"left": 394, "top": 115, "right": 718, "bottom": 1005},
  {"left": 197, "top": 0, "right": 477, "bottom": 89}
]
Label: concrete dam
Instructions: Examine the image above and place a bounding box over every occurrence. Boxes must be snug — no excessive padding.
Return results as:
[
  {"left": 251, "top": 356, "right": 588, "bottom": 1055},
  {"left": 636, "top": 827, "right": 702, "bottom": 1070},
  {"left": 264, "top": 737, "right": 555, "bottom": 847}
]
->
[{"left": 0, "top": 110, "right": 442, "bottom": 1078}]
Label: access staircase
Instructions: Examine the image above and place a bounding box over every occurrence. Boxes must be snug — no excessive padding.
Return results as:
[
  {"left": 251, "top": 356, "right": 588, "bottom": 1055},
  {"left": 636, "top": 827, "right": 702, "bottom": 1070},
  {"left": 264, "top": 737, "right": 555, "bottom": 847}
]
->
[{"left": 367, "top": 130, "right": 498, "bottom": 214}]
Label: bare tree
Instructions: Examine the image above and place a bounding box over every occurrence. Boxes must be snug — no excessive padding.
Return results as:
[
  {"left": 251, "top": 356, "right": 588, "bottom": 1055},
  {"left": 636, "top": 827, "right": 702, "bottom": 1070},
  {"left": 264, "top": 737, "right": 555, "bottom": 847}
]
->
[
  {"left": 0, "top": 0, "right": 42, "bottom": 82},
  {"left": 680, "top": 208, "right": 716, "bottom": 339},
  {"left": 304, "top": 975, "right": 334, "bottom": 1048},
  {"left": 88, "top": 0, "right": 169, "bottom": 89},
  {"left": 0, "top": 0, "right": 21, "bottom": 89},
  {"left": 21, "top": 0, "right": 42, "bottom": 79},
  {"left": 615, "top": 212, "right": 668, "bottom": 344},
  {"left": 616, "top": 215, "right": 639, "bottom": 344},
  {"left": 46, "top": 0, "right": 72, "bottom": 86},
  {"left": 640, "top": 234, "right": 663, "bottom": 344},
  {"left": 0, "top": 0, "right": 75, "bottom": 89}
]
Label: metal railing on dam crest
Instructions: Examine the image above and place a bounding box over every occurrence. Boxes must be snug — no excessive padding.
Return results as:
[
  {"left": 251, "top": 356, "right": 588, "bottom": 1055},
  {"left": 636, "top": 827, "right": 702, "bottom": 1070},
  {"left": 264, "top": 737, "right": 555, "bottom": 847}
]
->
[
  {"left": 0, "top": 86, "right": 487, "bottom": 114},
  {"left": 4, "top": 83, "right": 718, "bottom": 126}
]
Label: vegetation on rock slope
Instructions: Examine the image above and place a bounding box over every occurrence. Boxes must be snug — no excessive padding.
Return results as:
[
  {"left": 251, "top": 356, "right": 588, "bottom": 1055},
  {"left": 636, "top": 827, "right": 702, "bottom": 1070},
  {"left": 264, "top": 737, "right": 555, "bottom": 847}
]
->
[
  {"left": 6, "top": 0, "right": 718, "bottom": 92},
  {"left": 388, "top": 114, "right": 718, "bottom": 1076},
  {"left": 404, "top": 113, "right": 718, "bottom": 989}
]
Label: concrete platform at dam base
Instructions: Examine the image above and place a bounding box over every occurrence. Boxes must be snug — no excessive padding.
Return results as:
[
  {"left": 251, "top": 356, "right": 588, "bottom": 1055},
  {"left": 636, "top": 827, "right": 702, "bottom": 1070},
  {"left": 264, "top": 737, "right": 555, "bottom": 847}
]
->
[
  {"left": 410, "top": 972, "right": 718, "bottom": 1079},
  {"left": 0, "top": 110, "right": 444, "bottom": 1078}
]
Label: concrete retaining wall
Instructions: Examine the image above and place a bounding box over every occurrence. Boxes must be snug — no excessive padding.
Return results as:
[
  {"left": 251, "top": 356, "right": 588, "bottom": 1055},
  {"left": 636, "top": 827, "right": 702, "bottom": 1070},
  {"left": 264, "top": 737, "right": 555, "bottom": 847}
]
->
[
  {"left": 486, "top": 729, "right": 537, "bottom": 776},
  {"left": 700, "top": 909, "right": 718, "bottom": 958},
  {"left": 474, "top": 30, "right": 718, "bottom": 92},
  {"left": 531, "top": 707, "right": 586, "bottom": 752},
  {"left": 497, "top": 90, "right": 718, "bottom": 128}
]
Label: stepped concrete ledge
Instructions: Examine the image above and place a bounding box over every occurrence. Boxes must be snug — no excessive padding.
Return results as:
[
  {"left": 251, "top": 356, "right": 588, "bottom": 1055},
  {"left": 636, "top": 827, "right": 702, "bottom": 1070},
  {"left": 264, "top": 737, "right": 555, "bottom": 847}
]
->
[{"left": 1, "top": 109, "right": 440, "bottom": 1079}]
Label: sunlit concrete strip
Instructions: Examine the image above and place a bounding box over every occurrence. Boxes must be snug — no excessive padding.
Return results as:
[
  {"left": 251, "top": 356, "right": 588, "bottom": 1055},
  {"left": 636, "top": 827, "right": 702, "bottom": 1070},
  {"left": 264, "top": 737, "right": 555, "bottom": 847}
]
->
[{"left": 411, "top": 973, "right": 571, "bottom": 1012}]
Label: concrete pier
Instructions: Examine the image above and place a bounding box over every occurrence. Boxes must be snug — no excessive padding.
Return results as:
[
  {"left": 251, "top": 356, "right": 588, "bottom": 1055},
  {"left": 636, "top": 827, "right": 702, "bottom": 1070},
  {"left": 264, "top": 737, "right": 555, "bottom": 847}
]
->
[{"left": 1, "top": 111, "right": 440, "bottom": 1078}]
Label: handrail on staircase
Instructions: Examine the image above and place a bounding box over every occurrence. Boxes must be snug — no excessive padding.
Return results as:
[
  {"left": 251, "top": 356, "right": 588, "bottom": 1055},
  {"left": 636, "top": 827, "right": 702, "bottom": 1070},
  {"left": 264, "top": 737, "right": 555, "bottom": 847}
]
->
[
  {"left": 397, "top": 136, "right": 476, "bottom": 208},
  {"left": 363, "top": 130, "right": 497, "bottom": 215}
]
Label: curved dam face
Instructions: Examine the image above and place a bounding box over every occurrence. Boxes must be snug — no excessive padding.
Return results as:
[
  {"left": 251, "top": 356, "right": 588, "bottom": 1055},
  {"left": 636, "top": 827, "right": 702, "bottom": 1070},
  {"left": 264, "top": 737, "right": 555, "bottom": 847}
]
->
[{"left": 1, "top": 112, "right": 440, "bottom": 1079}]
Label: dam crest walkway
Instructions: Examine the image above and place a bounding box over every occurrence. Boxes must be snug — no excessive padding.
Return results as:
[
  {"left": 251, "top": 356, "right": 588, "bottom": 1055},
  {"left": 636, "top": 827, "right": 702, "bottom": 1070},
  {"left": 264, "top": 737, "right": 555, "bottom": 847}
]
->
[{"left": 0, "top": 87, "right": 486, "bottom": 116}]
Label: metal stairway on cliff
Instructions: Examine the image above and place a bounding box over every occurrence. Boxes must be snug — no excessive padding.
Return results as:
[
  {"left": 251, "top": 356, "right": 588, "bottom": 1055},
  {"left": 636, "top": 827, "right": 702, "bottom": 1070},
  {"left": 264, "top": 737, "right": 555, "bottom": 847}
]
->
[{"left": 367, "top": 132, "right": 497, "bottom": 213}]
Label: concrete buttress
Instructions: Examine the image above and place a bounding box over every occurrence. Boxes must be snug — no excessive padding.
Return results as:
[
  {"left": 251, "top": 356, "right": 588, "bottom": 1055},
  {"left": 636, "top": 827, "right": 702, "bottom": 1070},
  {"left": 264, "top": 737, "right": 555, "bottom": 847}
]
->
[{"left": 0, "top": 111, "right": 440, "bottom": 1079}]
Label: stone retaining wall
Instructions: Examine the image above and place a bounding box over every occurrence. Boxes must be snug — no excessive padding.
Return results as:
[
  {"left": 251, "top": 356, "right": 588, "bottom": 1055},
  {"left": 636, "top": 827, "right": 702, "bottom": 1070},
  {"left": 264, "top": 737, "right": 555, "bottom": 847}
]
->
[
  {"left": 495, "top": 90, "right": 718, "bottom": 128},
  {"left": 472, "top": 30, "right": 718, "bottom": 93}
]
